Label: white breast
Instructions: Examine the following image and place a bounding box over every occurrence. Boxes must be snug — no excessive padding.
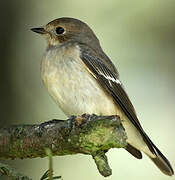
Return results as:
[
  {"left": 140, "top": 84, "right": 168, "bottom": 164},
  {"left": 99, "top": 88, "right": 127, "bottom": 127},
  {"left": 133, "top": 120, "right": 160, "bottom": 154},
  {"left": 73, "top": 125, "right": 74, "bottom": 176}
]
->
[{"left": 41, "top": 45, "right": 117, "bottom": 117}]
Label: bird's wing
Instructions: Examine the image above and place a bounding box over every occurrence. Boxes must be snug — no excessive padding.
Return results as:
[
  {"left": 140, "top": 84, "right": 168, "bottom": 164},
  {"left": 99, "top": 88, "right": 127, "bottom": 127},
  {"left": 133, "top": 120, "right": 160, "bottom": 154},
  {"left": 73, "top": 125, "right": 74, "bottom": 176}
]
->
[
  {"left": 79, "top": 45, "right": 156, "bottom": 154},
  {"left": 79, "top": 44, "right": 174, "bottom": 176}
]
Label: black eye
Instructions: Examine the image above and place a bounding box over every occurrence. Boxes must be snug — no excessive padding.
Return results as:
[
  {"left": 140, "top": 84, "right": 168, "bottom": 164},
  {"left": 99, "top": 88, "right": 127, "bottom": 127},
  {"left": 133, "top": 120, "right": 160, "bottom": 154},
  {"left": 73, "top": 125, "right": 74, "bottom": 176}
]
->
[{"left": 56, "top": 27, "right": 65, "bottom": 35}]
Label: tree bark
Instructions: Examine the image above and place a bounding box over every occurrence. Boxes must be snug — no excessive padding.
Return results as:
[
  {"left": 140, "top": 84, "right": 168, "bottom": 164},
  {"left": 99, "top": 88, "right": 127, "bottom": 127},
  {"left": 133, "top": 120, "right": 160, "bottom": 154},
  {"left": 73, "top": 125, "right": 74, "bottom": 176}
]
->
[{"left": 0, "top": 114, "right": 127, "bottom": 178}]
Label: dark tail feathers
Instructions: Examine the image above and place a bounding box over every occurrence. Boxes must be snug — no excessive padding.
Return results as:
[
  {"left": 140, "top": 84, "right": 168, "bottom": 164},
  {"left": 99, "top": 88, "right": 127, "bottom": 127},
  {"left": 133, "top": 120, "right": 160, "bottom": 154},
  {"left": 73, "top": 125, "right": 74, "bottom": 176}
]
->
[
  {"left": 149, "top": 142, "right": 174, "bottom": 176},
  {"left": 144, "top": 132, "right": 174, "bottom": 176}
]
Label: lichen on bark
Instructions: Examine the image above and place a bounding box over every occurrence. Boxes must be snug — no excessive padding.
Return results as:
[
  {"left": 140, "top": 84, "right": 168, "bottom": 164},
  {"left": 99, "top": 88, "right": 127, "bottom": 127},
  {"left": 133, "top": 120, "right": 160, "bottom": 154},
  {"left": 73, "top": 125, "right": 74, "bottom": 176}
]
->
[{"left": 0, "top": 114, "right": 127, "bottom": 178}]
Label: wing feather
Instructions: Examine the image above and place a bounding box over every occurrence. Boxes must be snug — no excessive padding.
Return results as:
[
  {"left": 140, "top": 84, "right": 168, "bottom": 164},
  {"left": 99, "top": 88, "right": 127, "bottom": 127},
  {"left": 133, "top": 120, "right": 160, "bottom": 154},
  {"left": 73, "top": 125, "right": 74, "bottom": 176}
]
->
[{"left": 80, "top": 47, "right": 156, "bottom": 154}]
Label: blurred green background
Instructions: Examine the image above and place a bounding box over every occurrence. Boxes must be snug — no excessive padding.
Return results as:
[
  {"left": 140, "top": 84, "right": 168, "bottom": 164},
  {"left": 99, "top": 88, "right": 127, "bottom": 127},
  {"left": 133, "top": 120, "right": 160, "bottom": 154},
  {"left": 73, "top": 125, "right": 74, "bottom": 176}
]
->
[{"left": 0, "top": 0, "right": 175, "bottom": 180}]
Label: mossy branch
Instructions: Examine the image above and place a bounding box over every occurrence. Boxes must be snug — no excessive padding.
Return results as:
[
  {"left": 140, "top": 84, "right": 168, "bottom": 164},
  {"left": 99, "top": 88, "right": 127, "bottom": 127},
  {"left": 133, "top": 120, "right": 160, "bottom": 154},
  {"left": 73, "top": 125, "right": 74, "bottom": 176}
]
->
[{"left": 0, "top": 114, "right": 127, "bottom": 178}]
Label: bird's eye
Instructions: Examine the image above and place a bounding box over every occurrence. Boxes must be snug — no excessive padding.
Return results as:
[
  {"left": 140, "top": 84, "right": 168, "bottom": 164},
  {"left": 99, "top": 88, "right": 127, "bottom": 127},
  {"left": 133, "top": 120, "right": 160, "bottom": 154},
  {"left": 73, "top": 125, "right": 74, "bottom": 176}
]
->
[{"left": 55, "top": 27, "right": 65, "bottom": 35}]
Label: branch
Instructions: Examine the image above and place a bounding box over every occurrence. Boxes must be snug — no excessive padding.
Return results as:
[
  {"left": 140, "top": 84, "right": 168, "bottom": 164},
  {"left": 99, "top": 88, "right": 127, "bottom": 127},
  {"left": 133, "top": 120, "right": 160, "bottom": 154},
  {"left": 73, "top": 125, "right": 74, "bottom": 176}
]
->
[{"left": 0, "top": 114, "right": 127, "bottom": 177}]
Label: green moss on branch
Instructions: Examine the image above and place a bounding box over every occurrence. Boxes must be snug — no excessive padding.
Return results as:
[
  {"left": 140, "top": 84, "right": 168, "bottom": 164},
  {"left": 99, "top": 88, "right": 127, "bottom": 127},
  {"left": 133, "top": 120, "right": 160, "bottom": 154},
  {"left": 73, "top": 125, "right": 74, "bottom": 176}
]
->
[{"left": 0, "top": 114, "right": 127, "bottom": 177}]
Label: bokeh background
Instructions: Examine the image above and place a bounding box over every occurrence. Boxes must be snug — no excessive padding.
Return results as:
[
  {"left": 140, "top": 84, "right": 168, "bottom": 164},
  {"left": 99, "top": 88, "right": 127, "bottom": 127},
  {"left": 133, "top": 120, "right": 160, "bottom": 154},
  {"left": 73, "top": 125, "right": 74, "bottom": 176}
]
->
[{"left": 0, "top": 0, "right": 175, "bottom": 180}]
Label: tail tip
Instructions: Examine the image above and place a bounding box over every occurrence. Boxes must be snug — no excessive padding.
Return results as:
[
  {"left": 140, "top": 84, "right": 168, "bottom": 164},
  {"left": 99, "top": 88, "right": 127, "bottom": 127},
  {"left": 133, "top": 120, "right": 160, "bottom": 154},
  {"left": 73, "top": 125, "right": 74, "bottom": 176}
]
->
[{"left": 151, "top": 156, "right": 174, "bottom": 176}]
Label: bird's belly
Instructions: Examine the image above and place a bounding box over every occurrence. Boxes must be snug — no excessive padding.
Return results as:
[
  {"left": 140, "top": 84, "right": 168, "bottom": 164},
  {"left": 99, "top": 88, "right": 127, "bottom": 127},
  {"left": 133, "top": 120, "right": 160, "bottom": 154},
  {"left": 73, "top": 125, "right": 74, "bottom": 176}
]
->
[{"left": 41, "top": 59, "right": 117, "bottom": 117}]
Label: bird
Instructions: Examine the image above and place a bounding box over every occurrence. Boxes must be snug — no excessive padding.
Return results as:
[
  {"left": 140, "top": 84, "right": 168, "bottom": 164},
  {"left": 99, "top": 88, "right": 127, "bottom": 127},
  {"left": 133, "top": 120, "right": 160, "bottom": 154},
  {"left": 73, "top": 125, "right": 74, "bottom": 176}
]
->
[{"left": 31, "top": 17, "right": 174, "bottom": 176}]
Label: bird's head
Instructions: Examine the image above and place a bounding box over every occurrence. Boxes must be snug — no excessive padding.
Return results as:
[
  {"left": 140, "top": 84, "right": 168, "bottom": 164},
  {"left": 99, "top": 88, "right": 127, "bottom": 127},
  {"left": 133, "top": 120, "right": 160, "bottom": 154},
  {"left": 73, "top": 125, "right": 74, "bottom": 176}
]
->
[{"left": 31, "top": 17, "right": 100, "bottom": 48}]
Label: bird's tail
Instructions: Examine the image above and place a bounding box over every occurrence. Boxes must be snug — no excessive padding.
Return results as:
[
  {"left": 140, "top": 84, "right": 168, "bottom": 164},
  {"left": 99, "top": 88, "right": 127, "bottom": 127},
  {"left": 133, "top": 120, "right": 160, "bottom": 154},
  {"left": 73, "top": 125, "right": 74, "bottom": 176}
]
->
[
  {"left": 144, "top": 134, "right": 174, "bottom": 176},
  {"left": 148, "top": 145, "right": 174, "bottom": 176}
]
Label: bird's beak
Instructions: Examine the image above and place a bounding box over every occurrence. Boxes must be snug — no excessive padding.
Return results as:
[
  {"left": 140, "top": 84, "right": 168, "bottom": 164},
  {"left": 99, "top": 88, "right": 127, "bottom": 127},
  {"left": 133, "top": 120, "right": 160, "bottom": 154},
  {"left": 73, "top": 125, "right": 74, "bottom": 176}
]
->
[{"left": 31, "top": 27, "right": 47, "bottom": 34}]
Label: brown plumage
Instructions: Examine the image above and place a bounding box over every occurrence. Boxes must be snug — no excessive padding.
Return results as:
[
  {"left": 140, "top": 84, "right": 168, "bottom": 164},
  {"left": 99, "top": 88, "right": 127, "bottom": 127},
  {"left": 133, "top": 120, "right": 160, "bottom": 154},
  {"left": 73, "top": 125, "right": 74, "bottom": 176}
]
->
[{"left": 31, "top": 17, "right": 174, "bottom": 176}]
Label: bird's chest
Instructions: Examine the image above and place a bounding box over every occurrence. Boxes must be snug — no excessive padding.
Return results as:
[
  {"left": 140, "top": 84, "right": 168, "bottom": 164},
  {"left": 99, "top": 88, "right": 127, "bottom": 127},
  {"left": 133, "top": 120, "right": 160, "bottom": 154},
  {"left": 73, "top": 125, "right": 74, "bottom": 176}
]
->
[{"left": 41, "top": 47, "right": 114, "bottom": 116}]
